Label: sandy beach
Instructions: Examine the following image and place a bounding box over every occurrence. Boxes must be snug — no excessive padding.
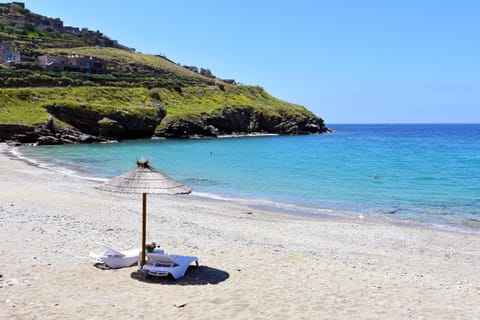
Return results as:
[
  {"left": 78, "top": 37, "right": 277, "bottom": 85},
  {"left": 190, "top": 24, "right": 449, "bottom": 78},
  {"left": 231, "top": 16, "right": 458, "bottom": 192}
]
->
[{"left": 0, "top": 143, "right": 479, "bottom": 319}]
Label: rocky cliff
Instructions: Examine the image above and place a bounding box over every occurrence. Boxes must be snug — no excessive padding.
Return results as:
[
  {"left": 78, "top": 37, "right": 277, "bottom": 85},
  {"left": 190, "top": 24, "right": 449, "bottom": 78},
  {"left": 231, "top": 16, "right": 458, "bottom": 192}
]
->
[
  {"left": 159, "top": 107, "right": 325, "bottom": 138},
  {"left": 0, "top": 105, "right": 327, "bottom": 144}
]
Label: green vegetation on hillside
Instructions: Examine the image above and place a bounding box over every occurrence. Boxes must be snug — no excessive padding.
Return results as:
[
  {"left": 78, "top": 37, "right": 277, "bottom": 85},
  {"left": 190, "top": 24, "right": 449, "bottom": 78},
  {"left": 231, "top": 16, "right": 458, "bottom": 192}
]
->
[
  {"left": 0, "top": 85, "right": 316, "bottom": 130},
  {"left": 0, "top": 2, "right": 326, "bottom": 138},
  {"left": 0, "top": 46, "right": 217, "bottom": 88},
  {"left": 47, "top": 47, "right": 209, "bottom": 82},
  {"left": 24, "top": 27, "right": 62, "bottom": 39},
  {"left": 151, "top": 85, "right": 311, "bottom": 121},
  {"left": 0, "top": 87, "right": 155, "bottom": 125}
]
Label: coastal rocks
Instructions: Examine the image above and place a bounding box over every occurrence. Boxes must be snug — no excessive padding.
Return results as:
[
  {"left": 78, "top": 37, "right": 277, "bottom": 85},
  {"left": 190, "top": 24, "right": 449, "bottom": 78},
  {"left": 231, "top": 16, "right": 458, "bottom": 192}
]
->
[
  {"left": 158, "top": 119, "right": 217, "bottom": 138},
  {"left": 45, "top": 103, "right": 166, "bottom": 139},
  {"left": 97, "top": 117, "right": 125, "bottom": 139},
  {"left": 36, "top": 135, "right": 62, "bottom": 145},
  {"left": 156, "top": 107, "right": 328, "bottom": 137},
  {"left": 1, "top": 105, "right": 328, "bottom": 144},
  {"left": 32, "top": 128, "right": 107, "bottom": 145},
  {"left": 0, "top": 124, "right": 36, "bottom": 142},
  {"left": 275, "top": 115, "right": 326, "bottom": 134},
  {"left": 0, "top": 120, "right": 110, "bottom": 145},
  {"left": 119, "top": 110, "right": 165, "bottom": 139},
  {"left": 207, "top": 107, "right": 328, "bottom": 135},
  {"left": 257, "top": 113, "right": 327, "bottom": 135},
  {"left": 206, "top": 107, "right": 260, "bottom": 133},
  {"left": 36, "top": 128, "right": 106, "bottom": 145},
  {"left": 45, "top": 104, "right": 99, "bottom": 136}
]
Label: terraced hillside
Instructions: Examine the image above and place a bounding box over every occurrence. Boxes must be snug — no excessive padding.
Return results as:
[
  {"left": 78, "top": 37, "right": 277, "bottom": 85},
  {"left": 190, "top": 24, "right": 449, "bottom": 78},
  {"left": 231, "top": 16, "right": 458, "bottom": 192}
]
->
[{"left": 0, "top": 2, "right": 328, "bottom": 144}]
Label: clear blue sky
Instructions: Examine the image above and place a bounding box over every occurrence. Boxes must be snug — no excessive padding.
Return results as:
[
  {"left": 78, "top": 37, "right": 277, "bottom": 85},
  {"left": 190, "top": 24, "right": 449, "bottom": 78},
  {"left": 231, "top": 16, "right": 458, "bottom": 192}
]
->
[{"left": 24, "top": 0, "right": 479, "bottom": 124}]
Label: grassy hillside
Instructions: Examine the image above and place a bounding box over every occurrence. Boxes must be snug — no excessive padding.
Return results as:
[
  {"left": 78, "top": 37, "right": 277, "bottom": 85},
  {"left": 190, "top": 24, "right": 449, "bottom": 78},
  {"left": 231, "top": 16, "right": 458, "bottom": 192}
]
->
[
  {"left": 154, "top": 85, "right": 312, "bottom": 121},
  {"left": 0, "top": 46, "right": 216, "bottom": 88},
  {"left": 0, "top": 3, "right": 326, "bottom": 139},
  {"left": 0, "top": 85, "right": 317, "bottom": 130},
  {"left": 46, "top": 47, "right": 210, "bottom": 82}
]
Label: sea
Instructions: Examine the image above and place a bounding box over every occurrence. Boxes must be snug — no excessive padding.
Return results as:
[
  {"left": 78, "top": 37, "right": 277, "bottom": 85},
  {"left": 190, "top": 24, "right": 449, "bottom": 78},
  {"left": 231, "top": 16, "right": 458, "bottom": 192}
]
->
[{"left": 15, "top": 124, "right": 480, "bottom": 232}]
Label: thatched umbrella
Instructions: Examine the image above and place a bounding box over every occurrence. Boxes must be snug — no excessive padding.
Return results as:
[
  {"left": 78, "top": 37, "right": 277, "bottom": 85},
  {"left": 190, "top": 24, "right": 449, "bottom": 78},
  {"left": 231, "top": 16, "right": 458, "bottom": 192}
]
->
[{"left": 96, "top": 159, "right": 192, "bottom": 266}]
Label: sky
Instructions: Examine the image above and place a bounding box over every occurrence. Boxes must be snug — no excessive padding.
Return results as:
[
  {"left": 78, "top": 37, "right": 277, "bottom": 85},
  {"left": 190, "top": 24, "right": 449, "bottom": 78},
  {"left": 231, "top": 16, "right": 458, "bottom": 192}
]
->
[{"left": 23, "top": 0, "right": 480, "bottom": 124}]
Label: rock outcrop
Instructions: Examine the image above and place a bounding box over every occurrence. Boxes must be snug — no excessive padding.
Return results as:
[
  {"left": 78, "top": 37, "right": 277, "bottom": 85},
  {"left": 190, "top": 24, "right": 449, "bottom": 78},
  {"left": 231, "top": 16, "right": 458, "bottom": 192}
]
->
[
  {"left": 0, "top": 104, "right": 327, "bottom": 145},
  {"left": 97, "top": 117, "right": 125, "bottom": 139},
  {"left": 46, "top": 104, "right": 166, "bottom": 140},
  {"left": 156, "top": 107, "right": 328, "bottom": 137},
  {"left": 0, "top": 122, "right": 108, "bottom": 145}
]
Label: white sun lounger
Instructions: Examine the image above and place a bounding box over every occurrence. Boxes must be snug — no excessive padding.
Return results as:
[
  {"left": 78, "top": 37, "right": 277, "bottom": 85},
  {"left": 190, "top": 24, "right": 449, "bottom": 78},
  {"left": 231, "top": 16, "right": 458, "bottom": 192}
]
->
[
  {"left": 89, "top": 245, "right": 140, "bottom": 269},
  {"left": 142, "top": 253, "right": 199, "bottom": 279}
]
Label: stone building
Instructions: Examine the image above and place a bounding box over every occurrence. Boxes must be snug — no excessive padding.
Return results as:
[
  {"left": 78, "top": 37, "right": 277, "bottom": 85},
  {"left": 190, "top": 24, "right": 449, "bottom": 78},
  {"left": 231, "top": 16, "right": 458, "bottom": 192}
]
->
[
  {"left": 0, "top": 42, "right": 21, "bottom": 63},
  {"left": 38, "top": 54, "right": 106, "bottom": 73}
]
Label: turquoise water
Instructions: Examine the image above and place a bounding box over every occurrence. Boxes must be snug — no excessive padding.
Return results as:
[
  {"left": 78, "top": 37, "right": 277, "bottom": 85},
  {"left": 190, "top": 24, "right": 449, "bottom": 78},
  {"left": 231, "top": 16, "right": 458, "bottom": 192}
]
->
[{"left": 19, "top": 124, "right": 480, "bottom": 230}]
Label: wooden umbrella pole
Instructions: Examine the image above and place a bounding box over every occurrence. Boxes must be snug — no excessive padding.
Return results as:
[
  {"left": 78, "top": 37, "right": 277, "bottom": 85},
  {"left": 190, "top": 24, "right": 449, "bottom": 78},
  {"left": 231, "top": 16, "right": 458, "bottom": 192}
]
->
[{"left": 141, "top": 192, "right": 147, "bottom": 266}]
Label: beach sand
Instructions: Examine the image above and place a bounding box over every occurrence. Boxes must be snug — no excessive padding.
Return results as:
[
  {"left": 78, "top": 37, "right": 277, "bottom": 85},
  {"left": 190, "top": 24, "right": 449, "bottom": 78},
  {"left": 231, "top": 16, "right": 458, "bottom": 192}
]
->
[{"left": 0, "top": 144, "right": 479, "bottom": 319}]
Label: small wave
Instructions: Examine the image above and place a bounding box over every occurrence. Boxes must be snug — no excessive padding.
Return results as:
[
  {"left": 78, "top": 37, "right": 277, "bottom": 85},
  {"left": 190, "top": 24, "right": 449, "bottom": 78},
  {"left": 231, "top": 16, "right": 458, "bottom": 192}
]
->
[
  {"left": 191, "top": 191, "right": 237, "bottom": 201},
  {"left": 9, "top": 147, "right": 41, "bottom": 166},
  {"left": 7, "top": 146, "right": 107, "bottom": 182},
  {"left": 191, "top": 190, "right": 351, "bottom": 219}
]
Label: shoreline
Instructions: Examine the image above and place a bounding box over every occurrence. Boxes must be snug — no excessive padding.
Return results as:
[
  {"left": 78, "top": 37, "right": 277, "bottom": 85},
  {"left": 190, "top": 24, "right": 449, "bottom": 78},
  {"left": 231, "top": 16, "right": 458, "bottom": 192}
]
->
[
  {"left": 5, "top": 144, "right": 109, "bottom": 182},
  {"left": 6, "top": 143, "right": 479, "bottom": 235},
  {"left": 0, "top": 143, "right": 479, "bottom": 318}
]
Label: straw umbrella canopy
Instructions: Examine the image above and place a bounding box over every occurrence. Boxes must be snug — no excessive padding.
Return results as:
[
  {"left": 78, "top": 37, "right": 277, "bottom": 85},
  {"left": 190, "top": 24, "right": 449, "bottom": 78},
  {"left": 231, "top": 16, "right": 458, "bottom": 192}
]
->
[{"left": 96, "top": 159, "right": 192, "bottom": 266}]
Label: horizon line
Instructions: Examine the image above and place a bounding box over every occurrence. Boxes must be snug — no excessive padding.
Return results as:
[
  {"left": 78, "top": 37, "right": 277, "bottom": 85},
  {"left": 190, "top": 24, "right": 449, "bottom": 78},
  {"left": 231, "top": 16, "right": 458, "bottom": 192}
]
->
[{"left": 325, "top": 122, "right": 480, "bottom": 125}]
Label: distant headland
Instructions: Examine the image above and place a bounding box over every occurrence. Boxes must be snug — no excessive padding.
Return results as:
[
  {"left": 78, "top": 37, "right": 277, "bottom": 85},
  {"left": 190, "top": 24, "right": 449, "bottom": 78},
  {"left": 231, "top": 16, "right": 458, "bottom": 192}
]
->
[{"left": 0, "top": 2, "right": 329, "bottom": 145}]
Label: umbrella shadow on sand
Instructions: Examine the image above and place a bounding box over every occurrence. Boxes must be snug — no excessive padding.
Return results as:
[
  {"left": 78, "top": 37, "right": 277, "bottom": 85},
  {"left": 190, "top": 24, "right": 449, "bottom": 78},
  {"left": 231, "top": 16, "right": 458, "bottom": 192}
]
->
[{"left": 130, "top": 265, "right": 230, "bottom": 285}]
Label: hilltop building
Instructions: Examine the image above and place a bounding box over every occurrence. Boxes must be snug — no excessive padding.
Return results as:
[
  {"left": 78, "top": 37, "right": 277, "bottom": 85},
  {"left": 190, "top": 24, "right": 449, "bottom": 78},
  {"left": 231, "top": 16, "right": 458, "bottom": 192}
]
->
[
  {"left": 0, "top": 2, "right": 135, "bottom": 52},
  {"left": 38, "top": 54, "right": 106, "bottom": 73}
]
